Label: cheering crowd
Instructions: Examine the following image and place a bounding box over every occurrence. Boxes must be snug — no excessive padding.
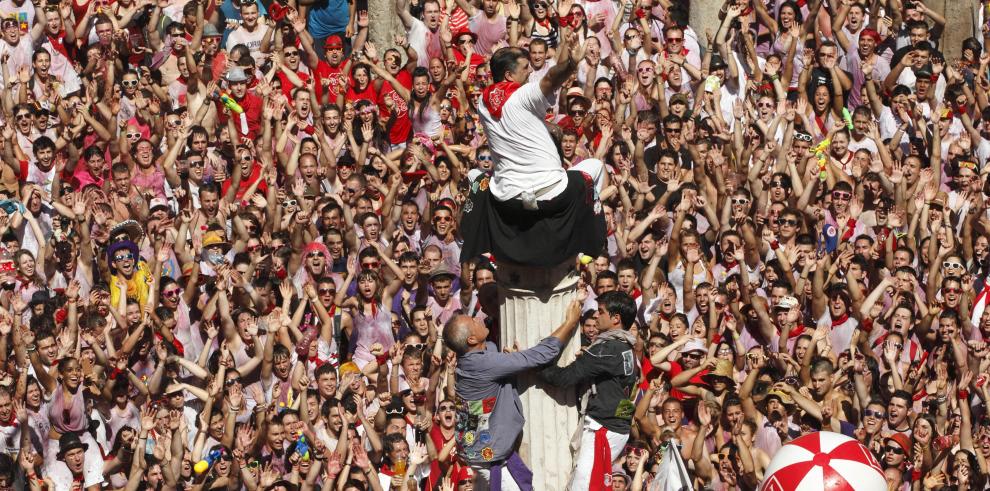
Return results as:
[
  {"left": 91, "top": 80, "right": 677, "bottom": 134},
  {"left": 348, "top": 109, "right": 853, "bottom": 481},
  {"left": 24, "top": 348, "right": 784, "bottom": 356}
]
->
[{"left": 0, "top": 0, "right": 988, "bottom": 488}]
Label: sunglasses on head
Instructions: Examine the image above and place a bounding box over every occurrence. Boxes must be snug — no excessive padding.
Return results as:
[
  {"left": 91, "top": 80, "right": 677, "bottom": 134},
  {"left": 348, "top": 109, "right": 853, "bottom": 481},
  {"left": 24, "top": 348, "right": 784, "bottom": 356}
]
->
[
  {"left": 794, "top": 133, "right": 813, "bottom": 142},
  {"left": 404, "top": 343, "right": 426, "bottom": 352}
]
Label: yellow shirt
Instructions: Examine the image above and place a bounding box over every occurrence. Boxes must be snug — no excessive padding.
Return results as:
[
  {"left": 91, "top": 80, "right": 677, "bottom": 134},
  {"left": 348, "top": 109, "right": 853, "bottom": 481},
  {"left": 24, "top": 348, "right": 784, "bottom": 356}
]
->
[{"left": 110, "top": 261, "right": 152, "bottom": 309}]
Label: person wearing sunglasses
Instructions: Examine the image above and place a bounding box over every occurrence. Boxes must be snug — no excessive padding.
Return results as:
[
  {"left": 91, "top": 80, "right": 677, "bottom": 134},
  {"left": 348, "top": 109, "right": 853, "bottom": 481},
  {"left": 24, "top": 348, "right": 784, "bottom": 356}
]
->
[{"left": 106, "top": 239, "right": 155, "bottom": 309}]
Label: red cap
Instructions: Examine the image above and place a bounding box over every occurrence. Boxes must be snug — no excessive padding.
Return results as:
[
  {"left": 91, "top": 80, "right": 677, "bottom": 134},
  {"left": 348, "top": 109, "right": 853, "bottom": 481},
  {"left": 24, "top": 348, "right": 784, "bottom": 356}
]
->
[
  {"left": 885, "top": 433, "right": 912, "bottom": 458},
  {"left": 325, "top": 35, "right": 343, "bottom": 49}
]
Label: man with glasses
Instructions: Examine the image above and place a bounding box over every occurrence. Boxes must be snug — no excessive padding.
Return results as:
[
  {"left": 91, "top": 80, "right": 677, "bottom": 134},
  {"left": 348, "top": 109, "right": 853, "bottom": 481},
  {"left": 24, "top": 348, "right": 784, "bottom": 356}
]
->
[{"left": 422, "top": 205, "right": 461, "bottom": 275}]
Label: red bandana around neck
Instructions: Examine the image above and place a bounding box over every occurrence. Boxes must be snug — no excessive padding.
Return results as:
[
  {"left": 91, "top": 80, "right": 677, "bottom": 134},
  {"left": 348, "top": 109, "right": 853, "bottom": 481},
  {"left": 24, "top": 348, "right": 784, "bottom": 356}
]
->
[
  {"left": 831, "top": 313, "right": 850, "bottom": 327},
  {"left": 482, "top": 81, "right": 521, "bottom": 120}
]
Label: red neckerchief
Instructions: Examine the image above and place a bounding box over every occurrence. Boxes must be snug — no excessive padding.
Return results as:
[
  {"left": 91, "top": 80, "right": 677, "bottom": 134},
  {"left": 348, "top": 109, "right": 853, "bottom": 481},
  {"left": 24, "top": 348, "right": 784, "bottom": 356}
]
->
[
  {"left": 723, "top": 259, "right": 738, "bottom": 270},
  {"left": 47, "top": 32, "right": 70, "bottom": 60},
  {"left": 0, "top": 413, "right": 16, "bottom": 427},
  {"left": 831, "top": 313, "right": 849, "bottom": 327},
  {"left": 814, "top": 113, "right": 827, "bottom": 135},
  {"left": 380, "top": 463, "right": 396, "bottom": 477},
  {"left": 482, "top": 81, "right": 521, "bottom": 120},
  {"left": 786, "top": 323, "right": 805, "bottom": 339}
]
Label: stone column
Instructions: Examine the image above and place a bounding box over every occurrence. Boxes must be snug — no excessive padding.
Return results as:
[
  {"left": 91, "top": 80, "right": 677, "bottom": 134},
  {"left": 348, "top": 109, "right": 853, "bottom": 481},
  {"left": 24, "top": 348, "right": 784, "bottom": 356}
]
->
[
  {"left": 688, "top": 0, "right": 724, "bottom": 58},
  {"left": 497, "top": 260, "right": 581, "bottom": 491},
  {"left": 937, "top": 0, "right": 977, "bottom": 60},
  {"left": 367, "top": 0, "right": 399, "bottom": 51}
]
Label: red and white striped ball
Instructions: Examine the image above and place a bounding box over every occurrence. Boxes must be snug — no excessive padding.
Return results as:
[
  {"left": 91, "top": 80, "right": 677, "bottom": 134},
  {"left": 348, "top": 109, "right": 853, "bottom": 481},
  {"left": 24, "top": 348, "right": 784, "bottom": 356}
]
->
[{"left": 760, "top": 431, "right": 886, "bottom": 491}]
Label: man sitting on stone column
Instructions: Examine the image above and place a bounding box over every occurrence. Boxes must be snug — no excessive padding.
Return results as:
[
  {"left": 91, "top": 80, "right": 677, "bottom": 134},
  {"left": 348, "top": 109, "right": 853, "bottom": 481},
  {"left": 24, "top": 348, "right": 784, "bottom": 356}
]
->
[{"left": 460, "top": 29, "right": 607, "bottom": 268}]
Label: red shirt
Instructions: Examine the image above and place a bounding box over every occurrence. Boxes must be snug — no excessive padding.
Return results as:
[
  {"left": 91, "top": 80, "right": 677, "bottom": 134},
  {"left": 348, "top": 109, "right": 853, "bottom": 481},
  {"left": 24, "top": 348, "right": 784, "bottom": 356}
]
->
[
  {"left": 378, "top": 70, "right": 413, "bottom": 145},
  {"left": 667, "top": 361, "right": 708, "bottom": 400},
  {"left": 221, "top": 162, "right": 268, "bottom": 200},
  {"left": 314, "top": 61, "right": 346, "bottom": 103},
  {"left": 428, "top": 425, "right": 454, "bottom": 488},
  {"left": 216, "top": 92, "right": 263, "bottom": 140},
  {"left": 346, "top": 83, "right": 377, "bottom": 104}
]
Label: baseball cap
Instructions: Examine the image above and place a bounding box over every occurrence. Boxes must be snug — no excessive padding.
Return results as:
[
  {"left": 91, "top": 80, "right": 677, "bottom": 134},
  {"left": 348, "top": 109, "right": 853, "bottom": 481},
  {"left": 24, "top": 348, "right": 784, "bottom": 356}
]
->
[{"left": 325, "top": 35, "right": 343, "bottom": 49}]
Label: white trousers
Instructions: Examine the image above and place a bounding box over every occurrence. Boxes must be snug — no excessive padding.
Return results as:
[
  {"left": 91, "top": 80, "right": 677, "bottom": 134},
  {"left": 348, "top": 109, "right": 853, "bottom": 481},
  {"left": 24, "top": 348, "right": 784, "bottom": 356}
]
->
[{"left": 568, "top": 416, "right": 629, "bottom": 491}]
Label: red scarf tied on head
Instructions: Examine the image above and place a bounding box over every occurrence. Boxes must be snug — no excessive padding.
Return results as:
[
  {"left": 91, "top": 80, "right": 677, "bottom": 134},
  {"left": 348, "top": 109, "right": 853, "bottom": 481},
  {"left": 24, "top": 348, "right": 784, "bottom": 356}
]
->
[{"left": 482, "top": 81, "right": 521, "bottom": 120}]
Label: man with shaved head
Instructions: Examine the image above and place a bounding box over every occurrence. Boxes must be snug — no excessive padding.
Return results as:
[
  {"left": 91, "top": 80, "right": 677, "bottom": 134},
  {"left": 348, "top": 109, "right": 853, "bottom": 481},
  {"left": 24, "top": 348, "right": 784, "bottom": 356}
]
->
[{"left": 443, "top": 298, "right": 582, "bottom": 489}]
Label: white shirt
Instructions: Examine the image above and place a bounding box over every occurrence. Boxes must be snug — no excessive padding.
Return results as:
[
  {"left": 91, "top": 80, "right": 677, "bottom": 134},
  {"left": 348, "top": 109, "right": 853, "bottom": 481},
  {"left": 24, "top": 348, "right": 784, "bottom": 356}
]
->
[
  {"left": 479, "top": 82, "right": 566, "bottom": 201},
  {"left": 226, "top": 23, "right": 270, "bottom": 66}
]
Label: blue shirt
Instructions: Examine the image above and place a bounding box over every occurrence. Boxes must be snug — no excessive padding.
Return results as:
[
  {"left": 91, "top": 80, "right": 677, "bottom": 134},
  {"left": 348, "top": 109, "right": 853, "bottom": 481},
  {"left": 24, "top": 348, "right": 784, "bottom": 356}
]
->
[
  {"left": 306, "top": 0, "right": 349, "bottom": 38},
  {"left": 454, "top": 338, "right": 562, "bottom": 464}
]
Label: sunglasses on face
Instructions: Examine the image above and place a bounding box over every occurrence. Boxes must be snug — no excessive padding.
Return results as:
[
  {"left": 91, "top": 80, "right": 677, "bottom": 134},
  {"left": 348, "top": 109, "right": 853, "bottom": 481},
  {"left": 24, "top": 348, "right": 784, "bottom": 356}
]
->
[
  {"left": 307, "top": 251, "right": 325, "bottom": 259},
  {"left": 885, "top": 445, "right": 904, "bottom": 455},
  {"left": 163, "top": 288, "right": 181, "bottom": 298},
  {"left": 225, "top": 377, "right": 241, "bottom": 387},
  {"left": 122, "top": 80, "right": 138, "bottom": 87},
  {"left": 282, "top": 199, "right": 298, "bottom": 208},
  {"left": 638, "top": 67, "right": 655, "bottom": 74},
  {"left": 114, "top": 253, "right": 134, "bottom": 262},
  {"left": 284, "top": 50, "right": 300, "bottom": 57},
  {"left": 188, "top": 160, "right": 205, "bottom": 168},
  {"left": 863, "top": 409, "right": 885, "bottom": 418},
  {"left": 456, "top": 38, "right": 474, "bottom": 45},
  {"left": 684, "top": 352, "right": 704, "bottom": 359},
  {"left": 665, "top": 126, "right": 682, "bottom": 133},
  {"left": 126, "top": 132, "right": 141, "bottom": 139},
  {"left": 944, "top": 287, "right": 962, "bottom": 294},
  {"left": 758, "top": 102, "right": 775, "bottom": 108},
  {"left": 14, "top": 113, "right": 30, "bottom": 120},
  {"left": 943, "top": 261, "right": 963, "bottom": 269},
  {"left": 731, "top": 197, "right": 750, "bottom": 205},
  {"left": 404, "top": 343, "right": 426, "bottom": 352},
  {"left": 770, "top": 180, "right": 787, "bottom": 188},
  {"left": 434, "top": 215, "right": 452, "bottom": 222},
  {"left": 625, "top": 32, "right": 640, "bottom": 40},
  {"left": 570, "top": 108, "right": 587, "bottom": 116},
  {"left": 666, "top": 36, "right": 683, "bottom": 43},
  {"left": 318, "top": 287, "right": 335, "bottom": 295},
  {"left": 832, "top": 191, "right": 851, "bottom": 200}
]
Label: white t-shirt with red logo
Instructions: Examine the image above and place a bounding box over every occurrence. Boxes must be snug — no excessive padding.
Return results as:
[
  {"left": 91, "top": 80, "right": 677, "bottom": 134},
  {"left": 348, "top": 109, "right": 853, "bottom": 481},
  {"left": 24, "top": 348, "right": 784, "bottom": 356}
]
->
[{"left": 479, "top": 82, "right": 566, "bottom": 202}]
